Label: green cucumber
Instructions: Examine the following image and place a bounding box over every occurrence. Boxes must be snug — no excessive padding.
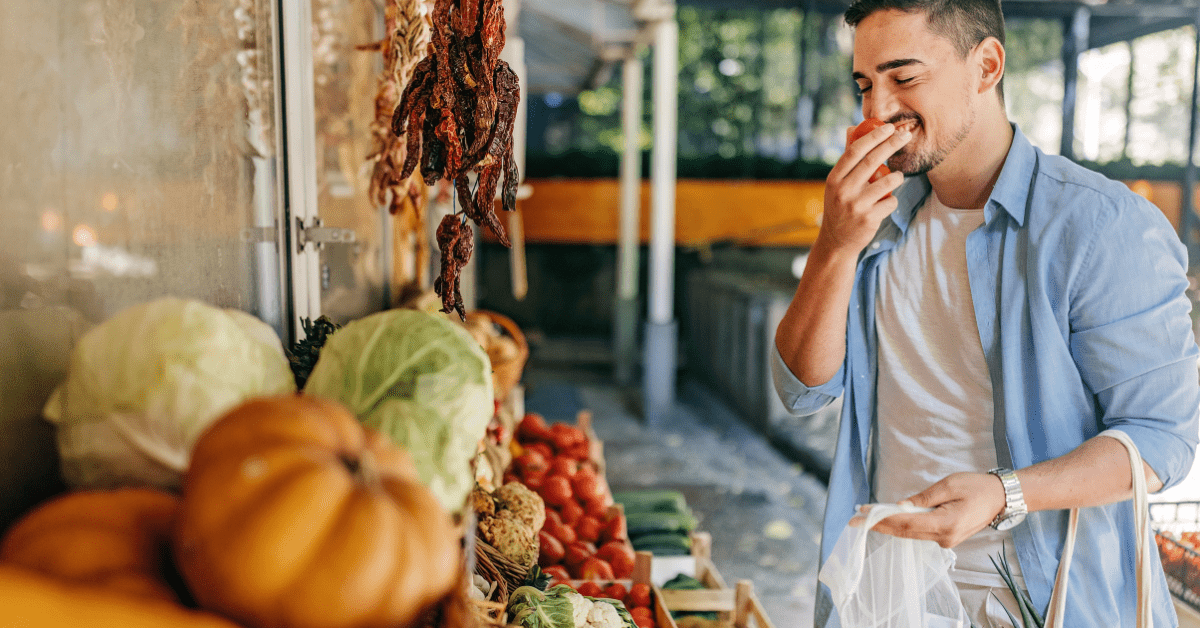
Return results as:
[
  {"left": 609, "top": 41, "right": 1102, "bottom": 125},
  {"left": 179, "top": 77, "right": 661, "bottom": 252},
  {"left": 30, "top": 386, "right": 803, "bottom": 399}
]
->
[
  {"left": 612, "top": 490, "right": 690, "bottom": 515},
  {"left": 624, "top": 510, "right": 698, "bottom": 536},
  {"left": 630, "top": 531, "right": 693, "bottom": 555}
]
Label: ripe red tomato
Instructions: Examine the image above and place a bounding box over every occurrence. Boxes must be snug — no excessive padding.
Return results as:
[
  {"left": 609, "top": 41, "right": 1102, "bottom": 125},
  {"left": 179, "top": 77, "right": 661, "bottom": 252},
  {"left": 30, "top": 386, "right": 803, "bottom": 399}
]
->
[
  {"left": 577, "top": 581, "right": 604, "bottom": 598},
  {"left": 627, "top": 583, "right": 652, "bottom": 609},
  {"left": 603, "top": 582, "right": 628, "bottom": 602},
  {"left": 848, "top": 118, "right": 893, "bottom": 185}
]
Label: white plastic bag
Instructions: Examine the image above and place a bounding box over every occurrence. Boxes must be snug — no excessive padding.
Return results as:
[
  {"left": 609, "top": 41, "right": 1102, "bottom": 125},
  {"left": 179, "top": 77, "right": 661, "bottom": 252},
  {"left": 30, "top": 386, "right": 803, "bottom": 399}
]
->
[{"left": 818, "top": 503, "right": 971, "bottom": 628}]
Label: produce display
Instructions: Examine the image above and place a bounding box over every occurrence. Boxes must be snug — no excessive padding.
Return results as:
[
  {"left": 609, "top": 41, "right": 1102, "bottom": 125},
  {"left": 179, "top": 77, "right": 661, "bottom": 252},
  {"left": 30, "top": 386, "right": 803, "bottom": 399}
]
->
[
  {"left": 42, "top": 297, "right": 297, "bottom": 491},
  {"left": 302, "top": 308, "right": 494, "bottom": 513},
  {"left": 503, "top": 413, "right": 636, "bottom": 581},
  {"left": 5, "top": 289, "right": 779, "bottom": 628}
]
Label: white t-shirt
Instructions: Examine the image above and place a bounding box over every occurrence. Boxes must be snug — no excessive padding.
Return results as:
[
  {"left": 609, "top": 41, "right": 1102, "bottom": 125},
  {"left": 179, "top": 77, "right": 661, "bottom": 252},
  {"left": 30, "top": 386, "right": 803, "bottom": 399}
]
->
[{"left": 872, "top": 191, "right": 1024, "bottom": 589}]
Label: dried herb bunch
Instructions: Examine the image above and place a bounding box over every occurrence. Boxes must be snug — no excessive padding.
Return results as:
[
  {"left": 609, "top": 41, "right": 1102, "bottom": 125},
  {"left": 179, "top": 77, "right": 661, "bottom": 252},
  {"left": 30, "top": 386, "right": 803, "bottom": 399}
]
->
[
  {"left": 390, "top": 0, "right": 521, "bottom": 318},
  {"left": 286, "top": 315, "right": 342, "bottom": 389}
]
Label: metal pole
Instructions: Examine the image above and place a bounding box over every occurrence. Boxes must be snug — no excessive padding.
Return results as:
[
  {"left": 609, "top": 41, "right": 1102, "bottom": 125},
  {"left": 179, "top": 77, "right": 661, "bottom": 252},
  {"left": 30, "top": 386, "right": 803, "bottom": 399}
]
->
[
  {"left": 1122, "top": 40, "right": 1134, "bottom": 162},
  {"left": 644, "top": 10, "right": 679, "bottom": 425},
  {"left": 615, "top": 53, "right": 644, "bottom": 385},
  {"left": 280, "top": 0, "right": 323, "bottom": 341},
  {"left": 796, "top": 0, "right": 814, "bottom": 160},
  {"left": 1060, "top": 6, "right": 1089, "bottom": 160},
  {"left": 1182, "top": 14, "right": 1200, "bottom": 261}
]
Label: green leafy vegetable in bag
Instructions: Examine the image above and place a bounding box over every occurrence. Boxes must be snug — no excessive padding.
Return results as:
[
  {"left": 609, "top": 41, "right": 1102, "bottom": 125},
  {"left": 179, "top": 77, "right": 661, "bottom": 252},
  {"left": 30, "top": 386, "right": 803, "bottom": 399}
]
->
[
  {"left": 43, "top": 297, "right": 296, "bottom": 490},
  {"left": 302, "top": 308, "right": 493, "bottom": 512}
]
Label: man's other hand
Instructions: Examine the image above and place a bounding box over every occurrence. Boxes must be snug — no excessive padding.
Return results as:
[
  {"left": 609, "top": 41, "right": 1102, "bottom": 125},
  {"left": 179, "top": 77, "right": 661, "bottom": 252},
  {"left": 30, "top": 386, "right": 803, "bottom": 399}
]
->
[{"left": 848, "top": 472, "right": 1006, "bottom": 548}]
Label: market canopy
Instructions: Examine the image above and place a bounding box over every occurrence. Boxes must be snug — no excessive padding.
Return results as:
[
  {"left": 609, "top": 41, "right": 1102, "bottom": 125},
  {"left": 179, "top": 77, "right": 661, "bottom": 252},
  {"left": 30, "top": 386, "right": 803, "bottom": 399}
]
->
[{"left": 519, "top": 0, "right": 1200, "bottom": 96}]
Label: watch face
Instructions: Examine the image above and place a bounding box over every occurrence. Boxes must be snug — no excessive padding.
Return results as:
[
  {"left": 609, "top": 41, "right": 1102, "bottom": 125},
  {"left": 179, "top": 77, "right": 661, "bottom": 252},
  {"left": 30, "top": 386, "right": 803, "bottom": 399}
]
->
[{"left": 994, "top": 512, "right": 1026, "bottom": 532}]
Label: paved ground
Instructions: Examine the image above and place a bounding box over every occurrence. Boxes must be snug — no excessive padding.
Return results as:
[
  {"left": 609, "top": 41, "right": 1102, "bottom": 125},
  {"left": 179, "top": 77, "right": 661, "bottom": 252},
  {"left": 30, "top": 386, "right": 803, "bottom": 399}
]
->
[{"left": 523, "top": 360, "right": 829, "bottom": 628}]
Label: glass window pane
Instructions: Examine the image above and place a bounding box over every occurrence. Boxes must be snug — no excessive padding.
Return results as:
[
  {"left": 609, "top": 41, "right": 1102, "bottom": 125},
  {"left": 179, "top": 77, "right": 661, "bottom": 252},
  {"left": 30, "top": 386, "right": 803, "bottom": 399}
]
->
[
  {"left": 0, "top": 0, "right": 285, "bottom": 528},
  {"left": 312, "top": 0, "right": 392, "bottom": 324}
]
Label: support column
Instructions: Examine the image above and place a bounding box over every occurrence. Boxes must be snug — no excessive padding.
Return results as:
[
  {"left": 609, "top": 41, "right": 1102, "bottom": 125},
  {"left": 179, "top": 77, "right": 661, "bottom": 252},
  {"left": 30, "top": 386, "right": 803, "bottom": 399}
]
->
[
  {"left": 644, "top": 12, "right": 678, "bottom": 425},
  {"left": 1182, "top": 11, "right": 1200, "bottom": 260},
  {"left": 615, "top": 53, "right": 644, "bottom": 386},
  {"left": 1060, "top": 6, "right": 1089, "bottom": 159}
]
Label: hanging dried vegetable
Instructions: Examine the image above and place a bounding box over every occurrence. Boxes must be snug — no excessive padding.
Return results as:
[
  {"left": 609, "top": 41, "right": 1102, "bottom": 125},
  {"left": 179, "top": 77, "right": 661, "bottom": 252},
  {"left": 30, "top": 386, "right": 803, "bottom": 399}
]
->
[
  {"left": 363, "top": 0, "right": 433, "bottom": 292},
  {"left": 391, "top": 0, "right": 521, "bottom": 318},
  {"left": 365, "top": 0, "right": 430, "bottom": 215}
]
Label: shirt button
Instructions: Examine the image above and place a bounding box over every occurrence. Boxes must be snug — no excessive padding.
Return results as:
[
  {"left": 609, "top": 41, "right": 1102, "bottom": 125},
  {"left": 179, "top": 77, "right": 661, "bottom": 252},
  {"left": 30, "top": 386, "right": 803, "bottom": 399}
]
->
[{"left": 871, "top": 242, "right": 881, "bottom": 250}]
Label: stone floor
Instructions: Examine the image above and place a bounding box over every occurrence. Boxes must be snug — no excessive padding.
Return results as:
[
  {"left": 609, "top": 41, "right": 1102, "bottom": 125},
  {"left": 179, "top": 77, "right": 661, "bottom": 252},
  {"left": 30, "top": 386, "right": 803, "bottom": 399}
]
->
[{"left": 522, "top": 359, "right": 829, "bottom": 628}]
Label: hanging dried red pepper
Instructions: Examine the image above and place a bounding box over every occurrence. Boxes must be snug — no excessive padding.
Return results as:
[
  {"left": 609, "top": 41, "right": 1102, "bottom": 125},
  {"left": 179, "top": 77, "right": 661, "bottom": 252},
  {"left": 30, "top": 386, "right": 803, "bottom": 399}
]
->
[{"left": 391, "top": 0, "right": 521, "bottom": 319}]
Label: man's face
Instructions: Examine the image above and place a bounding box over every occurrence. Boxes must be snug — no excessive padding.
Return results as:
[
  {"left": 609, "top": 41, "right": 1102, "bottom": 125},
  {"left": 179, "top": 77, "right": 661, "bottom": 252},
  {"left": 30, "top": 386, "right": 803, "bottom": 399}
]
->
[{"left": 852, "top": 9, "right": 977, "bottom": 175}]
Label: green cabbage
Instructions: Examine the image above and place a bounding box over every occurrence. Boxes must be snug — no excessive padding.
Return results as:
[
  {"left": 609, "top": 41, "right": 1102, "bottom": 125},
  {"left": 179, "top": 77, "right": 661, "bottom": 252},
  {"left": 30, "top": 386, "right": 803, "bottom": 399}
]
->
[
  {"left": 302, "top": 308, "right": 494, "bottom": 512},
  {"left": 43, "top": 297, "right": 296, "bottom": 490}
]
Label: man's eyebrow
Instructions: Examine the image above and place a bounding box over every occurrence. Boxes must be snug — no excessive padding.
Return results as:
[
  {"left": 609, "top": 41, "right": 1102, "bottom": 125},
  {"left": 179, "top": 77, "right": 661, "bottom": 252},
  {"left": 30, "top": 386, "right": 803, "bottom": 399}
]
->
[{"left": 851, "top": 58, "right": 925, "bottom": 81}]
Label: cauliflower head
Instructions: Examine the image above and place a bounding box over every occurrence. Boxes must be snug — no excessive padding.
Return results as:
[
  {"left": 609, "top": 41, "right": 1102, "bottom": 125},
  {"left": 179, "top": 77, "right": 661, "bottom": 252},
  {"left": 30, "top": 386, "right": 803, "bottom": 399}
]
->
[{"left": 586, "top": 601, "right": 624, "bottom": 628}]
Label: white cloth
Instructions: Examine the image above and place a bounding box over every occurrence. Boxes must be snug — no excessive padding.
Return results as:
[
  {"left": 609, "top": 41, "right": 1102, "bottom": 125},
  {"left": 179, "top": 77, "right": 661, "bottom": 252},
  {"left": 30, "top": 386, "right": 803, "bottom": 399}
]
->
[{"left": 871, "top": 191, "right": 1023, "bottom": 589}]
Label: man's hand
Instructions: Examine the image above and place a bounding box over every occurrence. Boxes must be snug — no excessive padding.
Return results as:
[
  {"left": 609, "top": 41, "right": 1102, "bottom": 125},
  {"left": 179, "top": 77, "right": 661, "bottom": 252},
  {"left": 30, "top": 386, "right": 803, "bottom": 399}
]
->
[
  {"left": 818, "top": 122, "right": 911, "bottom": 255},
  {"left": 849, "top": 472, "right": 1006, "bottom": 549}
]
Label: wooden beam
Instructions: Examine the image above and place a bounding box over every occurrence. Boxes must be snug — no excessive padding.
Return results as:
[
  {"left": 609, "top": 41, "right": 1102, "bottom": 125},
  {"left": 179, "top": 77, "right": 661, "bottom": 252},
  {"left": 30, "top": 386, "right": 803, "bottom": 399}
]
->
[
  {"left": 491, "top": 178, "right": 825, "bottom": 245},
  {"left": 490, "top": 177, "right": 1191, "bottom": 246}
]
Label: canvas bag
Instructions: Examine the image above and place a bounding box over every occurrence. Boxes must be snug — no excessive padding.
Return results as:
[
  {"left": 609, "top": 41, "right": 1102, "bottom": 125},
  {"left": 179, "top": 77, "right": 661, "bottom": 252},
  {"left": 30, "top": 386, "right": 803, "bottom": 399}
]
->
[
  {"left": 819, "top": 502, "right": 972, "bottom": 628},
  {"left": 1044, "top": 429, "right": 1154, "bottom": 627}
]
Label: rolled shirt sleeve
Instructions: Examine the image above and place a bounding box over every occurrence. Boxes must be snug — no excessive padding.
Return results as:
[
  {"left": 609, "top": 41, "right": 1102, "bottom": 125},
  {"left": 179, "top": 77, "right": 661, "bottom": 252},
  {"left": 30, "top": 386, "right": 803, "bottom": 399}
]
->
[
  {"left": 770, "top": 343, "right": 845, "bottom": 417},
  {"left": 1067, "top": 193, "right": 1200, "bottom": 490}
]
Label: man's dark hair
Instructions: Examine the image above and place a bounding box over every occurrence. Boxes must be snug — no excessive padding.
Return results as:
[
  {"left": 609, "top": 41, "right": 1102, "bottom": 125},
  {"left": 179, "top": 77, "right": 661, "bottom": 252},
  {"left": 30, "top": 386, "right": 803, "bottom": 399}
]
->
[{"left": 844, "top": 0, "right": 1006, "bottom": 98}]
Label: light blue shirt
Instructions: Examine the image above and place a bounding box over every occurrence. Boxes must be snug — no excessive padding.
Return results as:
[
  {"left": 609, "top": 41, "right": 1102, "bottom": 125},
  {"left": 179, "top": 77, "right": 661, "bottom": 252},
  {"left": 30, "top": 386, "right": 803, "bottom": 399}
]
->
[{"left": 773, "top": 125, "right": 1200, "bottom": 627}]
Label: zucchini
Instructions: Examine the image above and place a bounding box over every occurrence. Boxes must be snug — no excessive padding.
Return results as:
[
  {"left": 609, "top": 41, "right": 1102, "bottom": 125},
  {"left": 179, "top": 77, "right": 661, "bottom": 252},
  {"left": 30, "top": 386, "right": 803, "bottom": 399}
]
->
[
  {"left": 625, "top": 510, "right": 698, "bottom": 536},
  {"left": 630, "top": 531, "right": 692, "bottom": 555},
  {"left": 612, "top": 490, "right": 690, "bottom": 515}
]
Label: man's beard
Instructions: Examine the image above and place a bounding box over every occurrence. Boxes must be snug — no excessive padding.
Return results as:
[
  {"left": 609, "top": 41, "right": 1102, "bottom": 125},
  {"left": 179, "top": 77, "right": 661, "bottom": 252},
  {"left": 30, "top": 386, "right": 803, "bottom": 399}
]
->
[{"left": 885, "top": 110, "right": 973, "bottom": 176}]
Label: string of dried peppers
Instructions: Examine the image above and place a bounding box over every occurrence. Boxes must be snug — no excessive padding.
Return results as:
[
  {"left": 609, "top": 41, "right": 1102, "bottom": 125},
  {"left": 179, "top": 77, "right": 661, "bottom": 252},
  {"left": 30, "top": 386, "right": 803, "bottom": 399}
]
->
[{"left": 391, "top": 0, "right": 521, "bottom": 319}]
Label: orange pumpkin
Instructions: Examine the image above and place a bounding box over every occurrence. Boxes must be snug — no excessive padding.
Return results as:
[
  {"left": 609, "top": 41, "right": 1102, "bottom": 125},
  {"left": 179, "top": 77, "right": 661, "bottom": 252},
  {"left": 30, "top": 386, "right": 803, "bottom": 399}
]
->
[
  {"left": 0, "top": 563, "right": 242, "bottom": 627},
  {"left": 0, "top": 487, "right": 183, "bottom": 603},
  {"left": 174, "top": 394, "right": 461, "bottom": 628}
]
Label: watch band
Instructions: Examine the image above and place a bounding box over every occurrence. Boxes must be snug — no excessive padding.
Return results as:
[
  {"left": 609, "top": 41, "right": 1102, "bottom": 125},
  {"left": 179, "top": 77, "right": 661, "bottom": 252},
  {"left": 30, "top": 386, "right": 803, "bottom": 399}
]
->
[{"left": 987, "top": 467, "right": 1028, "bottom": 530}]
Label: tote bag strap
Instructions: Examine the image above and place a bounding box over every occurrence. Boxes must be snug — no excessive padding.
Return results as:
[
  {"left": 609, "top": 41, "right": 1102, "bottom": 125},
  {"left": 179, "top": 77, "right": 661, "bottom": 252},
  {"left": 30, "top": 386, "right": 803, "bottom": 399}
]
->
[{"left": 1044, "top": 429, "right": 1153, "bottom": 628}]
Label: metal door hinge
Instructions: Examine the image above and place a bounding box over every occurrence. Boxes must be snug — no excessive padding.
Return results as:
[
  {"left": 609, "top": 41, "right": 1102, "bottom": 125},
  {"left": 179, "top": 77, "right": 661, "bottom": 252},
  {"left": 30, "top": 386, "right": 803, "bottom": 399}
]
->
[{"left": 296, "top": 217, "right": 356, "bottom": 253}]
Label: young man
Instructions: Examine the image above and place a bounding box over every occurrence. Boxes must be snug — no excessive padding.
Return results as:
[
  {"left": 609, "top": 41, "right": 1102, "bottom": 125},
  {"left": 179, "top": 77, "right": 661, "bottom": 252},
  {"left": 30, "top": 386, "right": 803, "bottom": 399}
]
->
[{"left": 771, "top": 0, "right": 1200, "bottom": 626}]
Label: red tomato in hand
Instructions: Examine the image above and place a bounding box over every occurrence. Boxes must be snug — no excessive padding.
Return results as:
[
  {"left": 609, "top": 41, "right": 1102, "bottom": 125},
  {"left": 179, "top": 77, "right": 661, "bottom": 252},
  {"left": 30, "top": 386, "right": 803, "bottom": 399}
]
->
[{"left": 848, "top": 118, "right": 893, "bottom": 185}]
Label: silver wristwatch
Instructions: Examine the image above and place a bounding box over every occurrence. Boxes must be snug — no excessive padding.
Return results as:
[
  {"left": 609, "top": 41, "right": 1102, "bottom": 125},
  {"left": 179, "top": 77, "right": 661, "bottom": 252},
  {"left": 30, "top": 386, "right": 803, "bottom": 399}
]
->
[{"left": 987, "top": 467, "right": 1028, "bottom": 531}]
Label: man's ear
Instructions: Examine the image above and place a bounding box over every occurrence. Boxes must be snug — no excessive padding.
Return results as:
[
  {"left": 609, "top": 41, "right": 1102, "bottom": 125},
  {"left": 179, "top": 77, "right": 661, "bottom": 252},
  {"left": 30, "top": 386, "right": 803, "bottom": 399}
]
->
[{"left": 975, "top": 36, "right": 1005, "bottom": 95}]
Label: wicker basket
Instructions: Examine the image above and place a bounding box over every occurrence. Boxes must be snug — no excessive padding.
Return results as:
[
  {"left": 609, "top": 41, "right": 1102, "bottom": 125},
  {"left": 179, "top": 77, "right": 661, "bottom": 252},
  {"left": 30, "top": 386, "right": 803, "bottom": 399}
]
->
[{"left": 477, "top": 310, "right": 528, "bottom": 403}]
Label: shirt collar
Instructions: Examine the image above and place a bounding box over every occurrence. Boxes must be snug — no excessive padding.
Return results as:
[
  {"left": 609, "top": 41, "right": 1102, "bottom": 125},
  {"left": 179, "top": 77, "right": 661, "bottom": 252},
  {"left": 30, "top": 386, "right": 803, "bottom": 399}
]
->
[
  {"left": 988, "top": 123, "right": 1035, "bottom": 227},
  {"left": 887, "top": 122, "right": 1035, "bottom": 233}
]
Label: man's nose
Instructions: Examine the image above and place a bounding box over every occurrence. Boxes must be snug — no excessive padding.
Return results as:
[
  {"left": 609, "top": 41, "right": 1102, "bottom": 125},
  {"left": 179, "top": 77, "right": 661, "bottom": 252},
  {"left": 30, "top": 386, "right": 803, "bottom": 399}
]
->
[{"left": 864, "top": 86, "right": 898, "bottom": 122}]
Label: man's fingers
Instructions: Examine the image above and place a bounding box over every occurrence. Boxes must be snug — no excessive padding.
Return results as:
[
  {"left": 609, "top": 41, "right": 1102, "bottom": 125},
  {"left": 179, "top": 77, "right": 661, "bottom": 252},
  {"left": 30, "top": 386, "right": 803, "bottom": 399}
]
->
[
  {"left": 830, "top": 122, "right": 895, "bottom": 182},
  {"left": 869, "top": 511, "right": 955, "bottom": 544},
  {"left": 864, "top": 171, "right": 905, "bottom": 202}
]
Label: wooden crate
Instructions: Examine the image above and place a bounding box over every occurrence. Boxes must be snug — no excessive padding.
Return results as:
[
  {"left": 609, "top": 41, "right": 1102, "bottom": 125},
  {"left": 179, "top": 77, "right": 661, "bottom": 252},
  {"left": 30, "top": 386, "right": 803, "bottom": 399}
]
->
[{"left": 656, "top": 532, "right": 777, "bottom": 628}]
